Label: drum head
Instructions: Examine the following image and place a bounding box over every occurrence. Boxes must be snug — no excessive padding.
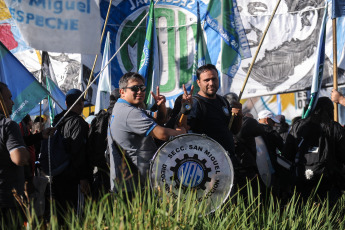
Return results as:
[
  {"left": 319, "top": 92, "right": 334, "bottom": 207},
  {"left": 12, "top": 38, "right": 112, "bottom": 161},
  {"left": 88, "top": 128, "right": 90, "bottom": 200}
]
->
[
  {"left": 150, "top": 134, "right": 234, "bottom": 213},
  {"left": 255, "top": 136, "right": 275, "bottom": 187}
]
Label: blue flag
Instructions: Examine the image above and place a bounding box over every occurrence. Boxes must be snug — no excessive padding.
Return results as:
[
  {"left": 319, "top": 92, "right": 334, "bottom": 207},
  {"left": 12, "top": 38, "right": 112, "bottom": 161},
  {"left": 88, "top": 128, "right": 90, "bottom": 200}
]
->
[
  {"left": 205, "top": 0, "right": 251, "bottom": 77},
  {"left": 0, "top": 41, "right": 49, "bottom": 123},
  {"left": 95, "top": 32, "right": 112, "bottom": 114},
  {"left": 191, "top": 2, "right": 212, "bottom": 92},
  {"left": 332, "top": 0, "right": 345, "bottom": 19},
  {"left": 138, "top": 0, "right": 160, "bottom": 107},
  {"left": 303, "top": 5, "right": 328, "bottom": 119}
]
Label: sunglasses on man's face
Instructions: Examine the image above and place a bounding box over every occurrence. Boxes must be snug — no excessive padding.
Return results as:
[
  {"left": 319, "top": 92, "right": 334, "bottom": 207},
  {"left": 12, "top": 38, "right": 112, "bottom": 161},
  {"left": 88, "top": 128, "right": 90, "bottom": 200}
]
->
[{"left": 124, "top": 85, "right": 146, "bottom": 92}]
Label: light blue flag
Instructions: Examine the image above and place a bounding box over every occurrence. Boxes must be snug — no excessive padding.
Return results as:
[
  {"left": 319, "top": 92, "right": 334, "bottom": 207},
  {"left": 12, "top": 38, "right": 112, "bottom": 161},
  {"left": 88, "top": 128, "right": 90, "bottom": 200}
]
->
[
  {"left": 95, "top": 32, "right": 112, "bottom": 114},
  {"left": 332, "top": 0, "right": 345, "bottom": 19},
  {"left": 191, "top": 2, "right": 212, "bottom": 92},
  {"left": 204, "top": 0, "right": 251, "bottom": 77},
  {"left": 303, "top": 5, "right": 328, "bottom": 119},
  {"left": 0, "top": 41, "right": 49, "bottom": 123},
  {"left": 138, "top": 0, "right": 160, "bottom": 108}
]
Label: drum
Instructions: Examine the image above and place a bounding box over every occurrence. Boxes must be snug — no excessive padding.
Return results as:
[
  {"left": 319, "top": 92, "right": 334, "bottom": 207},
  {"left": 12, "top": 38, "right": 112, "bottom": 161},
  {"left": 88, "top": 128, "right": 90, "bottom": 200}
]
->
[
  {"left": 150, "top": 133, "right": 234, "bottom": 213},
  {"left": 255, "top": 136, "right": 275, "bottom": 188}
]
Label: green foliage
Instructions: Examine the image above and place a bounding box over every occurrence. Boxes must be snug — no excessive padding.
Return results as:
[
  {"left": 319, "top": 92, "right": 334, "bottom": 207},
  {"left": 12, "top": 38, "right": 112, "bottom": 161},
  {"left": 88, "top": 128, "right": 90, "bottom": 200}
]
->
[{"left": 3, "top": 180, "right": 345, "bottom": 229}]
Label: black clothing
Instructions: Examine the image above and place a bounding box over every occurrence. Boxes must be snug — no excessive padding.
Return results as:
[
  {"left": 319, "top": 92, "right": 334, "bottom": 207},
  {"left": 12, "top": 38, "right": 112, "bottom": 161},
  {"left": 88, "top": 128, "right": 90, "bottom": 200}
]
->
[
  {"left": 260, "top": 123, "right": 284, "bottom": 157},
  {"left": 234, "top": 117, "right": 265, "bottom": 196},
  {"left": 284, "top": 117, "right": 345, "bottom": 199},
  {"left": 50, "top": 110, "right": 90, "bottom": 214},
  {"left": 188, "top": 94, "right": 236, "bottom": 157},
  {"left": 235, "top": 117, "right": 264, "bottom": 173},
  {"left": 0, "top": 115, "right": 26, "bottom": 208},
  {"left": 53, "top": 110, "right": 90, "bottom": 181}
]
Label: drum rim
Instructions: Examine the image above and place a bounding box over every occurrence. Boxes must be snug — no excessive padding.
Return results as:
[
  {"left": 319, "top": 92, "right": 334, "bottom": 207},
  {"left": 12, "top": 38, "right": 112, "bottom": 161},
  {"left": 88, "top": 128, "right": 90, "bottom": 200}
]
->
[{"left": 149, "top": 133, "right": 234, "bottom": 213}]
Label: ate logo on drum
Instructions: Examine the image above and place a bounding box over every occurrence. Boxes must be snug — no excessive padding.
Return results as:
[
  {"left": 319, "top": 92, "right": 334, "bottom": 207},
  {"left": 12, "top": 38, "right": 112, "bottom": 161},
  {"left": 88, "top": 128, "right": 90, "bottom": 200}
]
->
[{"left": 170, "top": 154, "right": 211, "bottom": 191}]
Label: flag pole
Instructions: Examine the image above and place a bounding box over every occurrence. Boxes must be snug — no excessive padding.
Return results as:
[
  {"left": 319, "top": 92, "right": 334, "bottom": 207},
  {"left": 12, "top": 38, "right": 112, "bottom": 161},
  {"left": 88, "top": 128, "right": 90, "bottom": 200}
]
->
[
  {"left": 229, "top": 0, "right": 281, "bottom": 130},
  {"left": 333, "top": 18, "right": 338, "bottom": 122},
  {"left": 54, "top": 1, "right": 158, "bottom": 127},
  {"left": 0, "top": 93, "right": 9, "bottom": 118},
  {"left": 84, "top": 0, "right": 113, "bottom": 99}
]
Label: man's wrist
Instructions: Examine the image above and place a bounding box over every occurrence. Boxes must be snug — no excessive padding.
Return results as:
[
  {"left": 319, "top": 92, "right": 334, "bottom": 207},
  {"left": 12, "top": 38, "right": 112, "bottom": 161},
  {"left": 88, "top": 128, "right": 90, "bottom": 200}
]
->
[{"left": 339, "top": 95, "right": 345, "bottom": 105}]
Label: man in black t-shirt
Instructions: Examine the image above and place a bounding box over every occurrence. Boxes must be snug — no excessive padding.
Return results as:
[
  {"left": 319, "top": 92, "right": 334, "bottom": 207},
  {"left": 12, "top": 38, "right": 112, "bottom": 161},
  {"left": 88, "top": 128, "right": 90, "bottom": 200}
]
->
[
  {"left": 0, "top": 83, "right": 30, "bottom": 225},
  {"left": 187, "top": 64, "right": 243, "bottom": 166}
]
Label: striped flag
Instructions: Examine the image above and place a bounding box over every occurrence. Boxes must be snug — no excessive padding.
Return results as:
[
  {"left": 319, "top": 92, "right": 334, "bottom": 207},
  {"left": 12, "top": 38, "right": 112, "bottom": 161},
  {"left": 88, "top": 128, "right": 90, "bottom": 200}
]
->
[
  {"left": 95, "top": 31, "right": 112, "bottom": 114},
  {"left": 303, "top": 4, "right": 328, "bottom": 119},
  {"left": 138, "top": 0, "right": 160, "bottom": 108},
  {"left": 0, "top": 41, "right": 49, "bottom": 122},
  {"left": 191, "top": 2, "right": 212, "bottom": 92},
  {"left": 204, "top": 0, "right": 251, "bottom": 78}
]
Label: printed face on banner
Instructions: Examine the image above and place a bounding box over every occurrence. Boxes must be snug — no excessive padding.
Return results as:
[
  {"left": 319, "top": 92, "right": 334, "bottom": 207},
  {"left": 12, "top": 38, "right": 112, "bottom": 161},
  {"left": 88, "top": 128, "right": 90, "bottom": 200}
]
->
[{"left": 236, "top": 0, "right": 326, "bottom": 94}]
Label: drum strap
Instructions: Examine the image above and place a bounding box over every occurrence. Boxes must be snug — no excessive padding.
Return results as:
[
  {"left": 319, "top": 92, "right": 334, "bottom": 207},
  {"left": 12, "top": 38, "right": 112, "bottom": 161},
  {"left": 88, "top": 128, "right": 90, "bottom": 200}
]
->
[{"left": 108, "top": 123, "right": 136, "bottom": 176}]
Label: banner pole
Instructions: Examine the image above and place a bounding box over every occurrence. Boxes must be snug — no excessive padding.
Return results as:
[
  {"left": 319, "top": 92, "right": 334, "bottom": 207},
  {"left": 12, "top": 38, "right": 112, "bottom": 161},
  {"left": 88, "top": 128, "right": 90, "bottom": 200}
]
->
[
  {"left": 54, "top": 1, "right": 158, "bottom": 127},
  {"left": 229, "top": 0, "right": 281, "bottom": 130},
  {"left": 0, "top": 93, "right": 9, "bottom": 118},
  {"left": 333, "top": 18, "right": 338, "bottom": 122},
  {"left": 84, "top": 0, "right": 113, "bottom": 99}
]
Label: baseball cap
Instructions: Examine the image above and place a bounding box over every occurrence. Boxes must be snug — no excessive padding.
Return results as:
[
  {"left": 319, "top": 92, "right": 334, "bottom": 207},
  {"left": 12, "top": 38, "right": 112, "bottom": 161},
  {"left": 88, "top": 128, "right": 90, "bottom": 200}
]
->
[
  {"left": 257, "top": 110, "right": 280, "bottom": 123},
  {"left": 65, "top": 89, "right": 86, "bottom": 106}
]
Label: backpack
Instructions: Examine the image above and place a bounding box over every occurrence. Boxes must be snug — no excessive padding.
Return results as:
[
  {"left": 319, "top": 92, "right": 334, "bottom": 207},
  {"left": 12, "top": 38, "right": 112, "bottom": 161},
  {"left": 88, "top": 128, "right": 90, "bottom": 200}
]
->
[
  {"left": 39, "top": 124, "right": 69, "bottom": 176},
  {"left": 87, "top": 109, "right": 111, "bottom": 169},
  {"left": 292, "top": 119, "right": 332, "bottom": 183}
]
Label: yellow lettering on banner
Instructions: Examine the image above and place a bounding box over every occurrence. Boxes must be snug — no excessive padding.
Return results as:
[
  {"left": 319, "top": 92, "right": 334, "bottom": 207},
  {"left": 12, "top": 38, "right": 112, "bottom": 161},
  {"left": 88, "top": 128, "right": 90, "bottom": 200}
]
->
[{"left": 0, "top": 0, "right": 12, "bottom": 20}]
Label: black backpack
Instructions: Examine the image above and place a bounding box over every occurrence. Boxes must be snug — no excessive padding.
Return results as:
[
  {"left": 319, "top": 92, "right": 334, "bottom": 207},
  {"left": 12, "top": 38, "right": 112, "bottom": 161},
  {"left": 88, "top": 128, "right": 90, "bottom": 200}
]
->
[
  {"left": 292, "top": 119, "right": 332, "bottom": 183},
  {"left": 39, "top": 124, "right": 69, "bottom": 176},
  {"left": 87, "top": 109, "right": 111, "bottom": 169}
]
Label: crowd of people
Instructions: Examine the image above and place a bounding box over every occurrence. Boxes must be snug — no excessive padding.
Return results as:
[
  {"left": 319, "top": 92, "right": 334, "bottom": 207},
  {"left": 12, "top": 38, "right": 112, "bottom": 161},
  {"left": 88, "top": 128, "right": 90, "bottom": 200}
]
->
[{"left": 1, "top": 64, "right": 345, "bottom": 225}]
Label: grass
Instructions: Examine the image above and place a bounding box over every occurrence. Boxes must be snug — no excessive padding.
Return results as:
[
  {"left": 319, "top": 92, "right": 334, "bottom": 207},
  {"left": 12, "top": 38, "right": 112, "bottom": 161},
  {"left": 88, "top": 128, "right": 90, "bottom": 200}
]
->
[{"left": 2, "top": 178, "right": 345, "bottom": 229}]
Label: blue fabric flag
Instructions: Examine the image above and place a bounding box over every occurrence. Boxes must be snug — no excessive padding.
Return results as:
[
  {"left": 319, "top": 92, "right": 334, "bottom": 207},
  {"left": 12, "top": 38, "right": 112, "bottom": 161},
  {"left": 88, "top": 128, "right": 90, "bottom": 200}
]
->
[
  {"left": 204, "top": 0, "right": 251, "bottom": 77},
  {"left": 138, "top": 0, "right": 160, "bottom": 107},
  {"left": 332, "top": 0, "right": 345, "bottom": 19},
  {"left": 303, "top": 5, "right": 328, "bottom": 119},
  {"left": 95, "top": 31, "right": 112, "bottom": 114},
  {"left": 0, "top": 41, "right": 49, "bottom": 123},
  {"left": 191, "top": 1, "right": 212, "bottom": 92}
]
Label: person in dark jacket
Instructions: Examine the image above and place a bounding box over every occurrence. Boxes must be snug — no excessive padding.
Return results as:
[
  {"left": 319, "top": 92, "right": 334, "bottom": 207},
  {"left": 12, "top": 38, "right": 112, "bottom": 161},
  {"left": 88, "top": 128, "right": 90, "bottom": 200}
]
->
[
  {"left": 273, "top": 115, "right": 290, "bottom": 142},
  {"left": 234, "top": 114, "right": 265, "bottom": 196},
  {"left": 257, "top": 110, "right": 289, "bottom": 198},
  {"left": 51, "top": 89, "right": 91, "bottom": 218},
  {"left": 284, "top": 97, "right": 345, "bottom": 203}
]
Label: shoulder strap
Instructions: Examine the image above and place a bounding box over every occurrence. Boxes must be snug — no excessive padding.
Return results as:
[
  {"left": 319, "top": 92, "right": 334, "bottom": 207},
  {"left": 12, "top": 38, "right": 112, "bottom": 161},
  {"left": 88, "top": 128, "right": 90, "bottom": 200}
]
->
[{"left": 108, "top": 122, "right": 126, "bottom": 158}]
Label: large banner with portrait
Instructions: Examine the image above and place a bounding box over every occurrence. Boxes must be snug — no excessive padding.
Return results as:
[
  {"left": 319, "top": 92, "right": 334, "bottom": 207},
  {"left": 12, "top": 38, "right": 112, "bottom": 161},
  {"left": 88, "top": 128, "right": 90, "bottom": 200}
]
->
[
  {"left": 91, "top": 0, "right": 345, "bottom": 107},
  {"left": 233, "top": 0, "right": 345, "bottom": 98}
]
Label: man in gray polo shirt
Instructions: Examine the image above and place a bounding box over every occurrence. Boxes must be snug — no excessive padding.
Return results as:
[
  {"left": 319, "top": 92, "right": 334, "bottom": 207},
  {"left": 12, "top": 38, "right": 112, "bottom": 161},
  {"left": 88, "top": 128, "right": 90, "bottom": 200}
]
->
[{"left": 108, "top": 72, "right": 186, "bottom": 192}]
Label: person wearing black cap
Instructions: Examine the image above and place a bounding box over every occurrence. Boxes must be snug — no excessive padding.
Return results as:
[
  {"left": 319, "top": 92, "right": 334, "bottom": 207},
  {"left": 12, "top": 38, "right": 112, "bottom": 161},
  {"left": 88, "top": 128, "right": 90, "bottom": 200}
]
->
[{"left": 51, "top": 88, "right": 91, "bottom": 217}]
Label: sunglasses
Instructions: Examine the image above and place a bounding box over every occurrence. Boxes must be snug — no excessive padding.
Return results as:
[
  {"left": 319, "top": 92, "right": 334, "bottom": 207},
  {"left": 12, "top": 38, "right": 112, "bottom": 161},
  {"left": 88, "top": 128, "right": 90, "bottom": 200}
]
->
[{"left": 124, "top": 85, "right": 146, "bottom": 92}]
